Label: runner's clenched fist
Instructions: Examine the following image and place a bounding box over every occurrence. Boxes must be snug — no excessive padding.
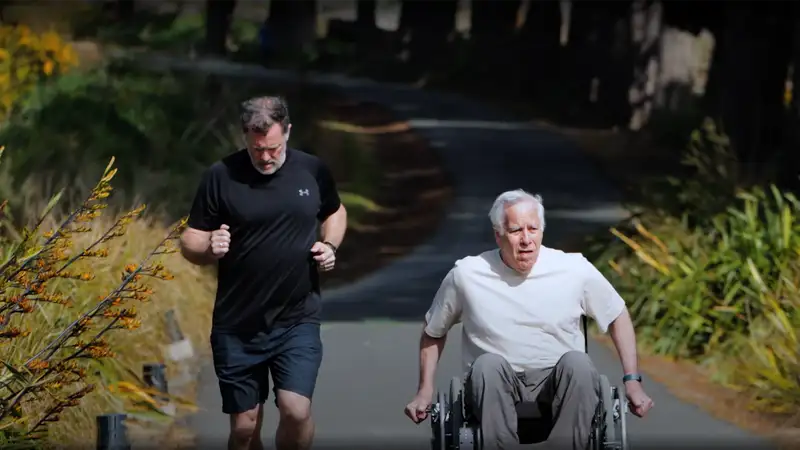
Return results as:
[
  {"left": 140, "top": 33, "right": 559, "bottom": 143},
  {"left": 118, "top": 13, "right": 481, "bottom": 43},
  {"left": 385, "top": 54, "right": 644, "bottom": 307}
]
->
[{"left": 209, "top": 224, "right": 230, "bottom": 258}]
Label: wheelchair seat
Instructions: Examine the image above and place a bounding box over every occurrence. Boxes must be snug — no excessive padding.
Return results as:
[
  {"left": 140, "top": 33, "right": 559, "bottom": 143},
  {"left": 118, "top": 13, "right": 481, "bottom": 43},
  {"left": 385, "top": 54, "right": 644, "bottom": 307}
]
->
[
  {"left": 515, "top": 401, "right": 552, "bottom": 444},
  {"left": 431, "top": 315, "right": 630, "bottom": 450}
]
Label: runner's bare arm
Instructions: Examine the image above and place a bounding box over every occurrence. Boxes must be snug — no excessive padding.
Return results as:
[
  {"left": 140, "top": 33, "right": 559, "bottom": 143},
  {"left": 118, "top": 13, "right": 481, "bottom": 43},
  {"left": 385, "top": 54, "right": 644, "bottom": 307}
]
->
[
  {"left": 320, "top": 203, "right": 347, "bottom": 249},
  {"left": 180, "top": 227, "right": 215, "bottom": 266}
]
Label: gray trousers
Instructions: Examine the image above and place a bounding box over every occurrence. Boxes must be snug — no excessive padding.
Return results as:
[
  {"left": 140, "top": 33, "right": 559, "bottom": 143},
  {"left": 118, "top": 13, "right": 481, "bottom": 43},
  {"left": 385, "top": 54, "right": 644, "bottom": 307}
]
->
[{"left": 465, "top": 351, "right": 600, "bottom": 450}]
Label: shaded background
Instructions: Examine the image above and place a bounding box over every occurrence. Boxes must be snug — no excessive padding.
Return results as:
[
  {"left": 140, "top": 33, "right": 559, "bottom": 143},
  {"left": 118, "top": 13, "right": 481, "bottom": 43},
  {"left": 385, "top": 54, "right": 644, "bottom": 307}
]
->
[{"left": 0, "top": 1, "right": 798, "bottom": 449}]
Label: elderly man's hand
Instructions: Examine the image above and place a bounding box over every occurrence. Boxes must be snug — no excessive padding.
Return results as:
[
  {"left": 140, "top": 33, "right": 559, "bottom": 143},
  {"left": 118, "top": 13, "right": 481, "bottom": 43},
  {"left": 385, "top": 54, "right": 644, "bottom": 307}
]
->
[
  {"left": 625, "top": 381, "right": 654, "bottom": 417},
  {"left": 404, "top": 391, "right": 433, "bottom": 424}
]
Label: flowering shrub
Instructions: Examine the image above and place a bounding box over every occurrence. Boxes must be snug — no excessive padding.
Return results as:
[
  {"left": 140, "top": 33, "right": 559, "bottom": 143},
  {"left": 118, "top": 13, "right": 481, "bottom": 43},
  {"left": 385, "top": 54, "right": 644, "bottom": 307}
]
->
[
  {"left": 0, "top": 25, "right": 79, "bottom": 119},
  {"left": 0, "top": 147, "right": 189, "bottom": 447}
]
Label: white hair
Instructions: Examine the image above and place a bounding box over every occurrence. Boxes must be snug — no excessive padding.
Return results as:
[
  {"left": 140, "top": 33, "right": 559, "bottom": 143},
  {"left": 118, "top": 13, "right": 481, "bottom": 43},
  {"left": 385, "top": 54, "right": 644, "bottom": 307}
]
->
[{"left": 489, "top": 189, "right": 545, "bottom": 234}]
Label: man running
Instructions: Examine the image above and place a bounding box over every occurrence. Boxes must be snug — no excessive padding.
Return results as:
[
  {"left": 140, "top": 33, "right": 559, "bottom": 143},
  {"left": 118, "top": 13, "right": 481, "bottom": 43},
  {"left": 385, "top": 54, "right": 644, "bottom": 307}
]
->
[{"left": 180, "top": 96, "right": 347, "bottom": 450}]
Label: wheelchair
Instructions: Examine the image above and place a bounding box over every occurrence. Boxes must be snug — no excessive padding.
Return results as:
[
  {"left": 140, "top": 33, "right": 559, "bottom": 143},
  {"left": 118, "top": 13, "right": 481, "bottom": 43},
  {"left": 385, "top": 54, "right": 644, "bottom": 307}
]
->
[{"left": 429, "top": 317, "right": 629, "bottom": 450}]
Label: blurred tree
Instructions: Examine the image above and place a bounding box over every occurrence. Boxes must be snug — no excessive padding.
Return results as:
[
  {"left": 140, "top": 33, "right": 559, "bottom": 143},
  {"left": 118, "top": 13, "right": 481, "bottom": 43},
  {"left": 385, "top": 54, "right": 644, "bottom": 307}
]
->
[
  {"left": 268, "top": 0, "right": 317, "bottom": 57},
  {"left": 399, "top": 0, "right": 457, "bottom": 74},
  {"left": 116, "top": 0, "right": 134, "bottom": 22},
  {"left": 704, "top": 1, "right": 796, "bottom": 182},
  {"left": 518, "top": 0, "right": 562, "bottom": 106},
  {"left": 354, "top": 0, "right": 377, "bottom": 55},
  {"left": 790, "top": 7, "right": 800, "bottom": 119},
  {"left": 204, "top": 0, "right": 237, "bottom": 55},
  {"left": 627, "top": 0, "right": 663, "bottom": 131},
  {"left": 467, "top": 0, "right": 520, "bottom": 89},
  {"left": 653, "top": 0, "right": 713, "bottom": 113},
  {"left": 356, "top": 0, "right": 375, "bottom": 32},
  {"left": 559, "top": 1, "right": 632, "bottom": 127},
  {"left": 470, "top": 0, "right": 520, "bottom": 42}
]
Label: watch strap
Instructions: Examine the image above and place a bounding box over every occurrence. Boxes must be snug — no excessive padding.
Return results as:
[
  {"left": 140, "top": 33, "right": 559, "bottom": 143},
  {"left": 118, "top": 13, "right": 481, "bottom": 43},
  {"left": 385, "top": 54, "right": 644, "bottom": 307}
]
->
[{"left": 622, "top": 373, "right": 643, "bottom": 383}]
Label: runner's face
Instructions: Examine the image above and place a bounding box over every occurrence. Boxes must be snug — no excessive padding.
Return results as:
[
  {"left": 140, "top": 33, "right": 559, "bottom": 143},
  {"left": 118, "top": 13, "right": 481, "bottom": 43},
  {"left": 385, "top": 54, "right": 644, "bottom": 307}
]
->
[
  {"left": 495, "top": 202, "right": 543, "bottom": 274},
  {"left": 245, "top": 123, "right": 291, "bottom": 175}
]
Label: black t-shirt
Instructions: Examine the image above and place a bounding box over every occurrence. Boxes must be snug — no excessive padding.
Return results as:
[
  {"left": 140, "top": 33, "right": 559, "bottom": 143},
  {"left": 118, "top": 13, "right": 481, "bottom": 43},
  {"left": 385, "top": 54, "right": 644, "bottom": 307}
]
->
[{"left": 186, "top": 148, "right": 342, "bottom": 333}]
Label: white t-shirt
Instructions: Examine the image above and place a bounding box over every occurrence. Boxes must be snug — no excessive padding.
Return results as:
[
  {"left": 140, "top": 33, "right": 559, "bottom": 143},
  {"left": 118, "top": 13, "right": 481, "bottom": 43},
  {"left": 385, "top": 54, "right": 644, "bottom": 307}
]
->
[{"left": 424, "top": 246, "right": 626, "bottom": 373}]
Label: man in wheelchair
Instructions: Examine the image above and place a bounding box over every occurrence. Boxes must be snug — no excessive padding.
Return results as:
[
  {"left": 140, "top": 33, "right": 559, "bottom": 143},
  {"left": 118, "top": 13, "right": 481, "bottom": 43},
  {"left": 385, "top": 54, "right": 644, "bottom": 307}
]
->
[{"left": 404, "top": 190, "right": 654, "bottom": 450}]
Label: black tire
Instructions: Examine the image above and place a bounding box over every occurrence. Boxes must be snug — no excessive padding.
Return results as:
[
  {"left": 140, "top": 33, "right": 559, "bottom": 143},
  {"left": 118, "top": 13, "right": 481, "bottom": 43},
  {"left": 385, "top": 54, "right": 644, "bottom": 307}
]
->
[
  {"left": 438, "top": 391, "right": 448, "bottom": 450},
  {"left": 449, "top": 377, "right": 463, "bottom": 450},
  {"left": 430, "top": 390, "right": 448, "bottom": 450}
]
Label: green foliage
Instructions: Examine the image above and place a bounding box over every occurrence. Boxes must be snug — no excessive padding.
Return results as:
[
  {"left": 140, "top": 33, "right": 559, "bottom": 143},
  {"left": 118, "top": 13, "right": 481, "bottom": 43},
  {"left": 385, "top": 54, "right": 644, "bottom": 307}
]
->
[
  {"left": 601, "top": 186, "right": 800, "bottom": 358},
  {"left": 73, "top": 8, "right": 259, "bottom": 56},
  {"left": 634, "top": 118, "right": 741, "bottom": 223},
  {"left": 726, "top": 295, "right": 800, "bottom": 415},
  {"left": 0, "top": 63, "right": 233, "bottom": 216},
  {"left": 593, "top": 118, "right": 800, "bottom": 417},
  {"left": 0, "top": 24, "right": 80, "bottom": 121},
  {"left": 0, "top": 56, "right": 381, "bottom": 227}
]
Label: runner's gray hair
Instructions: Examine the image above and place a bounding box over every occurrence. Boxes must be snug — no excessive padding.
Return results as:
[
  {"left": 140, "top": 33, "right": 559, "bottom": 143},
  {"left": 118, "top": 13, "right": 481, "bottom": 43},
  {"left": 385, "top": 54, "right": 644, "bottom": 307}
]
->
[
  {"left": 489, "top": 189, "right": 546, "bottom": 234},
  {"left": 240, "top": 95, "right": 291, "bottom": 134}
]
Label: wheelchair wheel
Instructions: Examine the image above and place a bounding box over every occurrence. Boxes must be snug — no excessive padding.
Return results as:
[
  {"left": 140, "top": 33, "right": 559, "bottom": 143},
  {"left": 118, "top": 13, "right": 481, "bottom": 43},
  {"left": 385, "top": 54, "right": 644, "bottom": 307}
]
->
[
  {"left": 611, "top": 385, "right": 629, "bottom": 450},
  {"left": 449, "top": 377, "right": 481, "bottom": 450},
  {"left": 599, "top": 375, "right": 618, "bottom": 449},
  {"left": 449, "top": 377, "right": 463, "bottom": 450},
  {"left": 430, "top": 391, "right": 448, "bottom": 450}
]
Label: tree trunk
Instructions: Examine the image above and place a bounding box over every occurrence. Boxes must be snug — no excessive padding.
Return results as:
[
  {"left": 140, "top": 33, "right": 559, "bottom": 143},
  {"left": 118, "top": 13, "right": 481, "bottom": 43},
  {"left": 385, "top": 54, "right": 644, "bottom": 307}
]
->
[
  {"left": 518, "top": 0, "right": 562, "bottom": 109},
  {"left": 753, "top": 4, "right": 795, "bottom": 171},
  {"left": 356, "top": 0, "right": 375, "bottom": 30},
  {"left": 791, "top": 8, "right": 800, "bottom": 119},
  {"left": 268, "top": 0, "right": 317, "bottom": 56},
  {"left": 580, "top": 1, "right": 636, "bottom": 128},
  {"left": 398, "top": 0, "right": 427, "bottom": 36},
  {"left": 116, "top": 0, "right": 135, "bottom": 21},
  {"left": 399, "top": 0, "right": 457, "bottom": 74},
  {"left": 652, "top": 1, "right": 717, "bottom": 115},
  {"left": 468, "top": 0, "right": 521, "bottom": 91},
  {"left": 628, "top": 0, "right": 663, "bottom": 131},
  {"left": 785, "top": 6, "right": 800, "bottom": 190},
  {"left": 705, "top": 2, "right": 795, "bottom": 182},
  {"left": 562, "top": 1, "right": 632, "bottom": 126},
  {"left": 605, "top": 2, "right": 636, "bottom": 127},
  {"left": 204, "top": 0, "right": 237, "bottom": 56},
  {"left": 470, "top": 0, "right": 520, "bottom": 41}
]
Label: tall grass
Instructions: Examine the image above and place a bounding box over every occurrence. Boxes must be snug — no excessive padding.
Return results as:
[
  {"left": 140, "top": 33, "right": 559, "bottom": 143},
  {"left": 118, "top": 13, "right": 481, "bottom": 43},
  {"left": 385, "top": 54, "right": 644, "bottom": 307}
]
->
[
  {"left": 0, "top": 150, "right": 214, "bottom": 448},
  {"left": 592, "top": 119, "right": 800, "bottom": 420}
]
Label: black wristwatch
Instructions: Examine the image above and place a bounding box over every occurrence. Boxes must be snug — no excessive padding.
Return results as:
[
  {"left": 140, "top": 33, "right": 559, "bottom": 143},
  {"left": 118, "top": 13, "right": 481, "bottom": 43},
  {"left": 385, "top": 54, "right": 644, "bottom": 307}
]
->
[
  {"left": 323, "top": 241, "right": 337, "bottom": 254},
  {"left": 622, "top": 373, "right": 643, "bottom": 383}
]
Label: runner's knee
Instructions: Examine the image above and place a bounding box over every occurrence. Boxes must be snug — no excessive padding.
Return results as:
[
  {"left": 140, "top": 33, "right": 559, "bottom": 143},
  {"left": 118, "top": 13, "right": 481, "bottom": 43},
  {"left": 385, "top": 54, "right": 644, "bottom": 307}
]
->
[
  {"left": 277, "top": 390, "right": 312, "bottom": 424},
  {"left": 230, "top": 406, "right": 260, "bottom": 440}
]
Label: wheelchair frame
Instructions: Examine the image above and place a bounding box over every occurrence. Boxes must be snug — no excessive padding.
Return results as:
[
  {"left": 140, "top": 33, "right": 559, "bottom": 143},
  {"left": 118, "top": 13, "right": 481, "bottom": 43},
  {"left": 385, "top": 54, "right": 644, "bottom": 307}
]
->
[{"left": 429, "top": 316, "right": 629, "bottom": 450}]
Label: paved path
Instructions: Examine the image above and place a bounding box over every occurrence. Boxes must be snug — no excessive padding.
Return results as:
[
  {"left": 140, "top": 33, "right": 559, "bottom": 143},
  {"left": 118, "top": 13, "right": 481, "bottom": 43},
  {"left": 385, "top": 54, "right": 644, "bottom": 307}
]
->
[{"left": 133, "top": 55, "right": 771, "bottom": 449}]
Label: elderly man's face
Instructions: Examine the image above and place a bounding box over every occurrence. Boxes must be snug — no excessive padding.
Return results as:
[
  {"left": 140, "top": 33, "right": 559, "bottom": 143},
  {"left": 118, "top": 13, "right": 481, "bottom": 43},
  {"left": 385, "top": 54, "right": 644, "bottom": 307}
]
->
[
  {"left": 495, "top": 201, "right": 543, "bottom": 275},
  {"left": 245, "top": 123, "right": 291, "bottom": 175}
]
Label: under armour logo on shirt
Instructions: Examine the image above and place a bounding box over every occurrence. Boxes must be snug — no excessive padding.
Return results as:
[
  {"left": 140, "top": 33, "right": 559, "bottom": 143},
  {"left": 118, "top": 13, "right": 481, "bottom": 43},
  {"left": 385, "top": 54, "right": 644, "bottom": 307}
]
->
[{"left": 298, "top": 189, "right": 310, "bottom": 196}]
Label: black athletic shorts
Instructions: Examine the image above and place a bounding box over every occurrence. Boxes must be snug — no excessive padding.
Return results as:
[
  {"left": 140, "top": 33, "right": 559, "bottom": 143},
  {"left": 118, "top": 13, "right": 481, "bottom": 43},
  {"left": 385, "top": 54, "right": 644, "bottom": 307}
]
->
[{"left": 210, "top": 322, "right": 323, "bottom": 414}]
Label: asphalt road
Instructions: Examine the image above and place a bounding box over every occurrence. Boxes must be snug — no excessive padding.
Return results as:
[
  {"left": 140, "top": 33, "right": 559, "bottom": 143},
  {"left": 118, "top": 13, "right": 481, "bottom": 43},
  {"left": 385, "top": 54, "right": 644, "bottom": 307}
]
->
[{"left": 133, "top": 55, "right": 773, "bottom": 450}]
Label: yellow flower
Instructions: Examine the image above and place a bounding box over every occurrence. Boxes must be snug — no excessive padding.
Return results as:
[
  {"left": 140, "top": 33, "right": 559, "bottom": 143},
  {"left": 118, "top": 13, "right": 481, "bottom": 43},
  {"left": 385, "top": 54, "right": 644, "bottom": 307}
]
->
[{"left": 39, "top": 30, "right": 62, "bottom": 52}]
